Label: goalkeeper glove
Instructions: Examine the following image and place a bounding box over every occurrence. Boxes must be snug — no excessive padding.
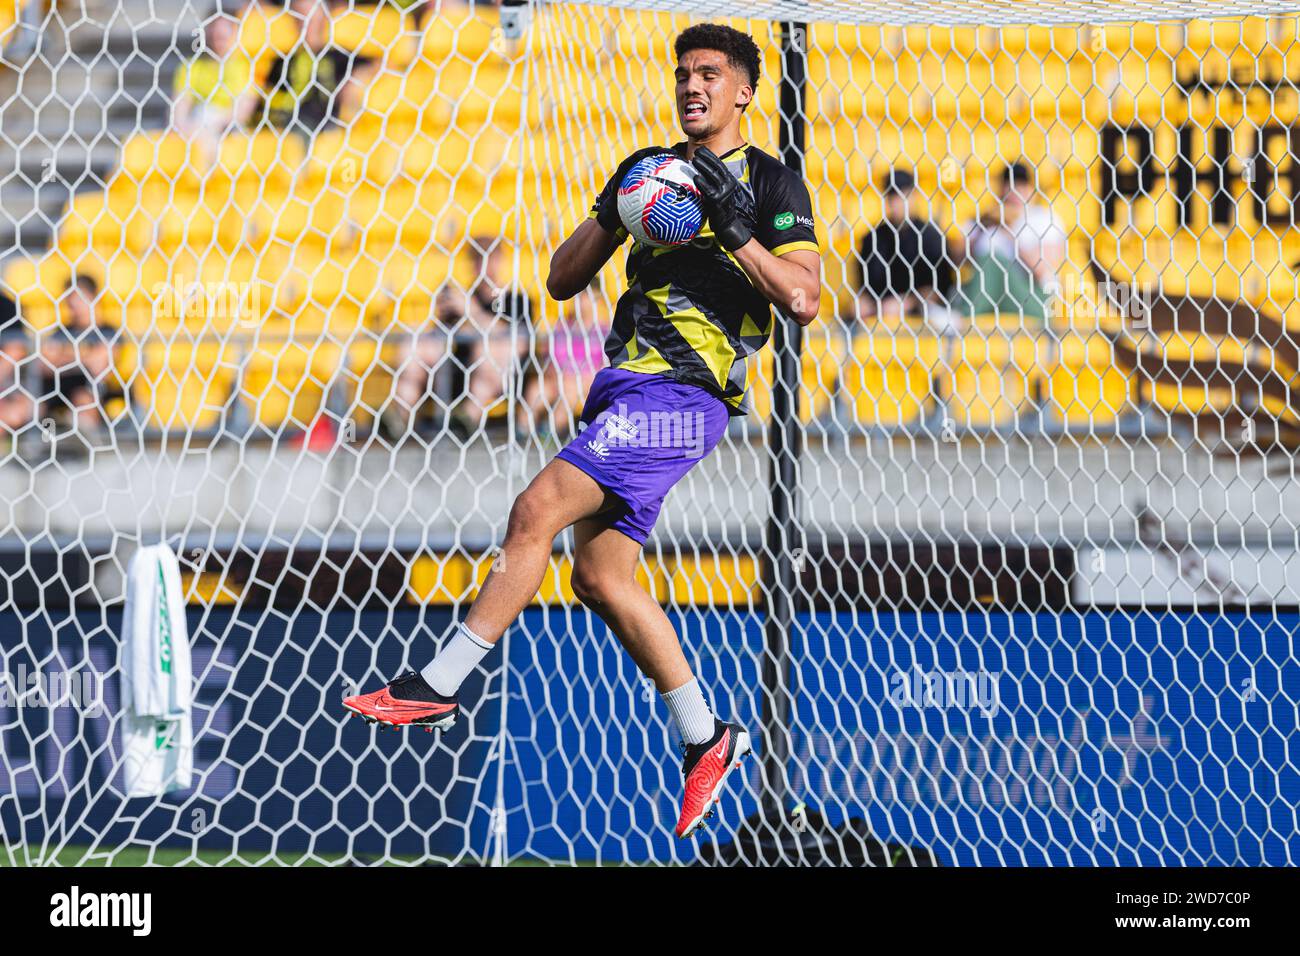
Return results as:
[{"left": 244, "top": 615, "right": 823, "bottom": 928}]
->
[
  {"left": 691, "top": 146, "right": 754, "bottom": 252},
  {"left": 595, "top": 146, "right": 673, "bottom": 240}
]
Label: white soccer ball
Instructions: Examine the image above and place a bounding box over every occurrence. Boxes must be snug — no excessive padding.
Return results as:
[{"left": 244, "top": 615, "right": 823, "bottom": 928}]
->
[{"left": 616, "top": 153, "right": 705, "bottom": 248}]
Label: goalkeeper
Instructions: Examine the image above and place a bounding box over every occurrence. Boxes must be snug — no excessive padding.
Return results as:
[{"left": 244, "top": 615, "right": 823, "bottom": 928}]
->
[{"left": 345, "top": 23, "right": 821, "bottom": 838}]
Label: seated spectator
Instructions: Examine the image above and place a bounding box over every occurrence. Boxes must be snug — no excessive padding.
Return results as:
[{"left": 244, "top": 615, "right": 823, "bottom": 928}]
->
[
  {"left": 456, "top": 236, "right": 535, "bottom": 433},
  {"left": 60, "top": 274, "right": 99, "bottom": 335},
  {"left": 847, "top": 169, "right": 955, "bottom": 331},
  {"left": 956, "top": 161, "right": 1066, "bottom": 327},
  {"left": 257, "top": 0, "right": 373, "bottom": 139},
  {"left": 37, "top": 326, "right": 76, "bottom": 427},
  {"left": 385, "top": 283, "right": 463, "bottom": 437},
  {"left": 69, "top": 325, "right": 127, "bottom": 434},
  {"left": 37, "top": 325, "right": 125, "bottom": 437},
  {"left": 523, "top": 278, "right": 609, "bottom": 442},
  {"left": 171, "top": 6, "right": 258, "bottom": 160},
  {"left": 0, "top": 329, "right": 34, "bottom": 446},
  {"left": 0, "top": 281, "right": 18, "bottom": 335}
]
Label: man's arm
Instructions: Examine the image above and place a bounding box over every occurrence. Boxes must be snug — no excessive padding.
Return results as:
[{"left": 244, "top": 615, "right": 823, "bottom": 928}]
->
[
  {"left": 731, "top": 244, "right": 821, "bottom": 326},
  {"left": 546, "top": 219, "right": 621, "bottom": 301},
  {"left": 692, "top": 147, "right": 822, "bottom": 326},
  {"left": 548, "top": 145, "right": 671, "bottom": 301}
]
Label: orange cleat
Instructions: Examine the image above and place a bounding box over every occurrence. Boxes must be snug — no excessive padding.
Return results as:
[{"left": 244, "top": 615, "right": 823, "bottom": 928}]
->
[
  {"left": 343, "top": 671, "right": 459, "bottom": 731},
  {"left": 675, "top": 721, "right": 752, "bottom": 838}
]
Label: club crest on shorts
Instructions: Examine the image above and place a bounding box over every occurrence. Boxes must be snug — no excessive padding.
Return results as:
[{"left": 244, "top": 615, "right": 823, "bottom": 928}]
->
[{"left": 600, "top": 414, "right": 639, "bottom": 443}]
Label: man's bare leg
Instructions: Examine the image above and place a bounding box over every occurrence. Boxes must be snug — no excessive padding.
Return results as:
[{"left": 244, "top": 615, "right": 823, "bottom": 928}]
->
[
  {"left": 463, "top": 458, "right": 614, "bottom": 643},
  {"left": 569, "top": 518, "right": 693, "bottom": 691},
  {"left": 343, "top": 458, "right": 612, "bottom": 726},
  {"left": 569, "top": 518, "right": 752, "bottom": 838}
]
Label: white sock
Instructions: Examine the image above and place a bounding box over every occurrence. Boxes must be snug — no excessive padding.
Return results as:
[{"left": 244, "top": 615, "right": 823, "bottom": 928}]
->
[
  {"left": 421, "top": 622, "right": 494, "bottom": 696},
  {"left": 661, "top": 678, "right": 716, "bottom": 746}
]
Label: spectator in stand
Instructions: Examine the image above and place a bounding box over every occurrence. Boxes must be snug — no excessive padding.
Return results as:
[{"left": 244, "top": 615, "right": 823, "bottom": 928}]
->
[
  {"left": 0, "top": 281, "right": 18, "bottom": 335},
  {"left": 68, "top": 325, "right": 127, "bottom": 434},
  {"left": 60, "top": 275, "right": 100, "bottom": 336},
  {"left": 37, "top": 279, "right": 124, "bottom": 438},
  {"left": 0, "top": 329, "right": 34, "bottom": 447},
  {"left": 523, "top": 277, "right": 609, "bottom": 442},
  {"left": 456, "top": 236, "right": 535, "bottom": 433},
  {"left": 257, "top": 0, "right": 373, "bottom": 139},
  {"left": 956, "top": 161, "right": 1066, "bottom": 327},
  {"left": 37, "top": 324, "right": 125, "bottom": 437},
  {"left": 171, "top": 5, "right": 259, "bottom": 161},
  {"left": 386, "top": 283, "right": 464, "bottom": 437},
  {"left": 846, "top": 168, "right": 956, "bottom": 333}
]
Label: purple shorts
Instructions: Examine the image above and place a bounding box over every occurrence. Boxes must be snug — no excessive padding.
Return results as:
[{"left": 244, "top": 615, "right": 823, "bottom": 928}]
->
[{"left": 556, "top": 368, "right": 731, "bottom": 544}]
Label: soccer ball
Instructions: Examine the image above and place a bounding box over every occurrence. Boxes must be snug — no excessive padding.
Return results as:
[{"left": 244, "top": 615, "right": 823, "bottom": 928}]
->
[{"left": 616, "top": 153, "right": 704, "bottom": 248}]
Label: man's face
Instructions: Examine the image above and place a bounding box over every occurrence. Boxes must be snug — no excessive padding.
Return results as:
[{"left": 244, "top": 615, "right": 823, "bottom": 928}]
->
[
  {"left": 675, "top": 48, "right": 752, "bottom": 140},
  {"left": 78, "top": 340, "right": 110, "bottom": 378},
  {"left": 884, "top": 191, "right": 910, "bottom": 223},
  {"left": 1002, "top": 181, "right": 1033, "bottom": 209},
  {"left": 65, "top": 290, "right": 94, "bottom": 328}
]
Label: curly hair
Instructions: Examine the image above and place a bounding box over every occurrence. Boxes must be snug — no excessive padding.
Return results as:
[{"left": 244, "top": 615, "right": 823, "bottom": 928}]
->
[{"left": 674, "top": 23, "right": 761, "bottom": 93}]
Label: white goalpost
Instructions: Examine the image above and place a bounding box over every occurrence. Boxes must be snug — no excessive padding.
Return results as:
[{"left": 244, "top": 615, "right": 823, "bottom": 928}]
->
[{"left": 0, "top": 0, "right": 1296, "bottom": 865}]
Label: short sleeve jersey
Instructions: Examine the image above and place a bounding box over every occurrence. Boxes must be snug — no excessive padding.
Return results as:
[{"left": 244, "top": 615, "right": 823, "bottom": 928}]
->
[{"left": 589, "top": 142, "right": 819, "bottom": 415}]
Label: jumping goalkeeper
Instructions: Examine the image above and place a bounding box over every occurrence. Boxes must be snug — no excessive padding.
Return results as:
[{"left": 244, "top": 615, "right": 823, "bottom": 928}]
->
[{"left": 344, "top": 22, "right": 821, "bottom": 838}]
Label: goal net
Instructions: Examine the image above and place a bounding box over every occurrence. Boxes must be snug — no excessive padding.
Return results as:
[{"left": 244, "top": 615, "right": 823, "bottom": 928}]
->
[{"left": 0, "top": 0, "right": 1296, "bottom": 865}]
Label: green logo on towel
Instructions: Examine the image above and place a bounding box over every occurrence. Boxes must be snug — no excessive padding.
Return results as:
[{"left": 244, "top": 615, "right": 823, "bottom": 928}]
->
[
  {"left": 156, "top": 563, "right": 173, "bottom": 675},
  {"left": 154, "top": 721, "right": 175, "bottom": 750}
]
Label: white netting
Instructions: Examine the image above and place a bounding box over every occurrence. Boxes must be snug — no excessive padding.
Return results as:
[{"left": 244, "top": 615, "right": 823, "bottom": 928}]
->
[{"left": 0, "top": 0, "right": 1296, "bottom": 865}]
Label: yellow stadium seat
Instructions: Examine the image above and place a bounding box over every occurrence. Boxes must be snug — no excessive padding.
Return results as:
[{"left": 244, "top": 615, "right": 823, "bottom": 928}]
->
[
  {"left": 56, "top": 192, "right": 154, "bottom": 261},
  {"left": 302, "top": 127, "right": 395, "bottom": 191},
  {"left": 746, "top": 335, "right": 838, "bottom": 424},
  {"left": 238, "top": 2, "right": 299, "bottom": 83},
  {"left": 944, "top": 329, "right": 1046, "bottom": 428},
  {"left": 238, "top": 336, "right": 344, "bottom": 431},
  {"left": 214, "top": 131, "right": 303, "bottom": 189},
  {"left": 135, "top": 337, "right": 234, "bottom": 431},
  {"left": 419, "top": 7, "right": 495, "bottom": 62},
  {"left": 1049, "top": 332, "right": 1136, "bottom": 427},
  {"left": 330, "top": 3, "right": 416, "bottom": 66},
  {"left": 845, "top": 331, "right": 942, "bottom": 427},
  {"left": 344, "top": 336, "right": 402, "bottom": 425},
  {"left": 1142, "top": 332, "right": 1240, "bottom": 418},
  {"left": 376, "top": 243, "right": 457, "bottom": 305},
  {"left": 3, "top": 255, "right": 65, "bottom": 328},
  {"left": 102, "top": 253, "right": 164, "bottom": 325},
  {"left": 118, "top": 132, "right": 206, "bottom": 191}
]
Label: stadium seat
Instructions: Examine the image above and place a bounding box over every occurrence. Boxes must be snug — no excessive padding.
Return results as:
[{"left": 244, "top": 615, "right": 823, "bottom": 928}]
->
[
  {"left": 1048, "top": 332, "right": 1136, "bottom": 427},
  {"left": 238, "top": 1, "right": 298, "bottom": 84},
  {"left": 418, "top": 7, "right": 494, "bottom": 62},
  {"left": 118, "top": 132, "right": 205, "bottom": 192},
  {"left": 844, "top": 330, "right": 942, "bottom": 428},
  {"left": 1142, "top": 332, "right": 1241, "bottom": 418},
  {"left": 213, "top": 132, "right": 303, "bottom": 193},
  {"left": 342, "top": 335, "right": 402, "bottom": 426},
  {"left": 135, "top": 336, "right": 235, "bottom": 431},
  {"left": 746, "top": 334, "right": 839, "bottom": 424},
  {"left": 330, "top": 3, "right": 416, "bottom": 66},
  {"left": 943, "top": 329, "right": 1047, "bottom": 429},
  {"left": 3, "top": 254, "right": 65, "bottom": 329},
  {"left": 448, "top": 61, "right": 526, "bottom": 127},
  {"left": 238, "top": 336, "right": 344, "bottom": 431}
]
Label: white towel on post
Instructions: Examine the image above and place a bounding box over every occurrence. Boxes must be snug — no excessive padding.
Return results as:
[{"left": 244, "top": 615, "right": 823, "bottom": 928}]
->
[{"left": 121, "top": 544, "right": 194, "bottom": 798}]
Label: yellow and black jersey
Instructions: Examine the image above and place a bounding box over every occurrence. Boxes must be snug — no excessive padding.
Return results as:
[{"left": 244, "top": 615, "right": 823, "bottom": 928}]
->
[{"left": 589, "top": 142, "right": 819, "bottom": 415}]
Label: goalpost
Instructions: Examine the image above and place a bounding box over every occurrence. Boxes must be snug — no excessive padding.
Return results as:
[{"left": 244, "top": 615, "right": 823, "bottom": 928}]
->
[{"left": 0, "top": 0, "right": 1296, "bottom": 865}]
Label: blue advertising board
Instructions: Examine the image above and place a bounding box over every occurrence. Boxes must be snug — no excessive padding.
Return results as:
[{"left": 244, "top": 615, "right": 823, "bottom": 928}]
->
[{"left": 0, "top": 607, "right": 1295, "bottom": 865}]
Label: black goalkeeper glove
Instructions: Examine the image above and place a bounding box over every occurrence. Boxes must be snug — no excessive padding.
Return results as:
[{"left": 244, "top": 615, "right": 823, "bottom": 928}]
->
[
  {"left": 595, "top": 146, "right": 673, "bottom": 240},
  {"left": 691, "top": 146, "right": 754, "bottom": 252}
]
